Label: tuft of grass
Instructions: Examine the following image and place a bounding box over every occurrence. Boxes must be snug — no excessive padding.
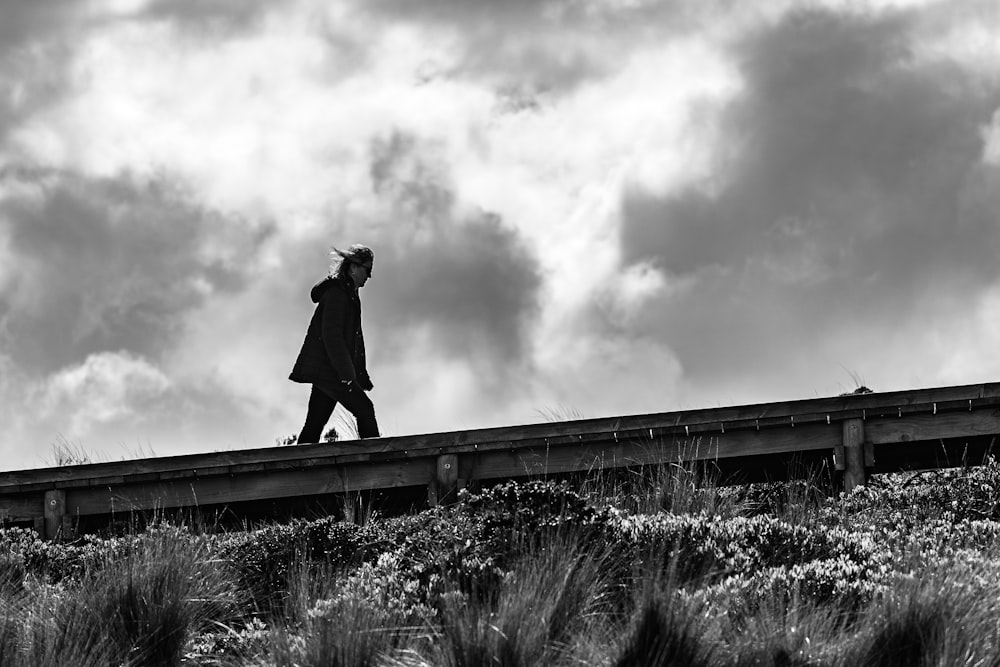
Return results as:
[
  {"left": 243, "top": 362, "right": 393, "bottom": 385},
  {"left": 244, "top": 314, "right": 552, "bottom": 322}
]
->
[
  {"left": 0, "top": 588, "right": 112, "bottom": 667},
  {"left": 46, "top": 434, "right": 94, "bottom": 467},
  {"left": 536, "top": 405, "right": 588, "bottom": 424},
  {"left": 719, "top": 592, "right": 856, "bottom": 666},
  {"left": 426, "top": 528, "right": 624, "bottom": 667},
  {"left": 584, "top": 442, "right": 745, "bottom": 518},
  {"left": 613, "top": 593, "right": 715, "bottom": 667},
  {"left": 266, "top": 559, "right": 422, "bottom": 667},
  {"left": 849, "top": 561, "right": 1000, "bottom": 667},
  {"left": 88, "top": 528, "right": 244, "bottom": 666},
  {"left": 0, "top": 526, "right": 245, "bottom": 667}
]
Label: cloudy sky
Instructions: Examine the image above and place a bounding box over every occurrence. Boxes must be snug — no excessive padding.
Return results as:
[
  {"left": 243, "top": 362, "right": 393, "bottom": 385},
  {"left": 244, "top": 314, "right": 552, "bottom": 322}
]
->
[{"left": 1, "top": 0, "right": 998, "bottom": 470}]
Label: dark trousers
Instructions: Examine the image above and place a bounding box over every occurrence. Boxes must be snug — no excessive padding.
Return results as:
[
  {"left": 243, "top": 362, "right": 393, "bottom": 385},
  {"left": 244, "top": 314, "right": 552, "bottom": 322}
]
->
[{"left": 297, "top": 381, "right": 380, "bottom": 443}]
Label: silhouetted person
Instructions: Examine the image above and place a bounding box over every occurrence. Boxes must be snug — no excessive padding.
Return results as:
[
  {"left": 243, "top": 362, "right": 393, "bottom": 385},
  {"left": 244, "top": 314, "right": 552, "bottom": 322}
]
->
[{"left": 290, "top": 244, "right": 380, "bottom": 442}]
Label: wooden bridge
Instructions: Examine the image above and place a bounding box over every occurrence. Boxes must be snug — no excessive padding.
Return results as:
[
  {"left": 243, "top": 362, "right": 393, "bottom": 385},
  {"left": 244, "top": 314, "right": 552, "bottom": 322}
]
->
[{"left": 2, "top": 381, "right": 999, "bottom": 539}]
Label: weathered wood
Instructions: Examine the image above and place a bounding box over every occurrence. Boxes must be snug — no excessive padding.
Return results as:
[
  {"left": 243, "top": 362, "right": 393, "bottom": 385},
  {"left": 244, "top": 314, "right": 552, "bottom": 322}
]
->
[
  {"left": 64, "top": 460, "right": 434, "bottom": 515},
  {"left": 43, "top": 489, "right": 66, "bottom": 540},
  {"left": 866, "top": 410, "right": 1000, "bottom": 444},
  {"left": 0, "top": 495, "right": 44, "bottom": 522},
  {"left": 842, "top": 419, "right": 866, "bottom": 492},
  {"left": 429, "top": 454, "right": 459, "bottom": 506},
  {"left": 462, "top": 426, "right": 841, "bottom": 481}
]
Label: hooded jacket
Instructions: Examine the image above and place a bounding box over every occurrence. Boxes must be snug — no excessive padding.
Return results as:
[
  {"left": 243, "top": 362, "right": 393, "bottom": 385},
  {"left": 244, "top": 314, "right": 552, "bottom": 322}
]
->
[{"left": 289, "top": 274, "right": 371, "bottom": 388}]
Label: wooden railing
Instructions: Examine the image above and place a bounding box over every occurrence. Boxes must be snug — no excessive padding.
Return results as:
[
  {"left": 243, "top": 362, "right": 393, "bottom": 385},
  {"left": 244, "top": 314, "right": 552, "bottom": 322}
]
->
[{"left": 2, "top": 382, "right": 999, "bottom": 539}]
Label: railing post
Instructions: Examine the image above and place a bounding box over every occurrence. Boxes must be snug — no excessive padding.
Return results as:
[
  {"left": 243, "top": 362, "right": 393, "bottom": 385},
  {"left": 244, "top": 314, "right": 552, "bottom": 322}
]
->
[
  {"left": 44, "top": 489, "right": 66, "bottom": 540},
  {"left": 428, "top": 454, "right": 459, "bottom": 507},
  {"left": 842, "top": 418, "right": 866, "bottom": 493}
]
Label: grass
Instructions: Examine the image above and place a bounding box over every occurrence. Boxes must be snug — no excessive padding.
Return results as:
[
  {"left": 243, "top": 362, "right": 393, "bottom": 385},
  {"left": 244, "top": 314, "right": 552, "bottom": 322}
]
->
[
  {"left": 0, "top": 526, "right": 242, "bottom": 667},
  {"left": 2, "top": 460, "right": 1000, "bottom": 665}
]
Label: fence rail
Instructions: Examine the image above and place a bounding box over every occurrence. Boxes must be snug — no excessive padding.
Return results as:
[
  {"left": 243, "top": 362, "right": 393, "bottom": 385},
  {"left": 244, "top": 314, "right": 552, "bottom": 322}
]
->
[{"left": 3, "top": 381, "right": 999, "bottom": 539}]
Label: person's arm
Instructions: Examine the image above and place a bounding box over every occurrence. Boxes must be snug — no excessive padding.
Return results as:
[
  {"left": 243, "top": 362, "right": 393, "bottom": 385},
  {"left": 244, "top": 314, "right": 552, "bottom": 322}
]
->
[
  {"left": 357, "top": 329, "right": 373, "bottom": 390},
  {"left": 320, "top": 287, "right": 357, "bottom": 382}
]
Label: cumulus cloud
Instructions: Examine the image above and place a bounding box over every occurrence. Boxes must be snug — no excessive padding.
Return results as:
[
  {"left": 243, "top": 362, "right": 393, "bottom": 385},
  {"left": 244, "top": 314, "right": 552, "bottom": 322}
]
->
[
  {"left": 619, "top": 6, "right": 1000, "bottom": 392},
  {"left": 37, "top": 350, "right": 170, "bottom": 437},
  {"left": 361, "top": 131, "right": 543, "bottom": 384},
  {"left": 0, "top": 0, "right": 83, "bottom": 56},
  {"left": 0, "top": 168, "right": 274, "bottom": 374},
  {"left": 139, "top": 0, "right": 280, "bottom": 30}
]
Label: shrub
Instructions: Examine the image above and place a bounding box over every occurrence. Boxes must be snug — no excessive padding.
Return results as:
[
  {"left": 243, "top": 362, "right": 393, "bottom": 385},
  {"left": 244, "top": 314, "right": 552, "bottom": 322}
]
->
[
  {"left": 823, "top": 458, "right": 1000, "bottom": 532},
  {"left": 461, "top": 479, "right": 608, "bottom": 538},
  {"left": 212, "top": 517, "right": 369, "bottom": 613},
  {"left": 373, "top": 507, "right": 505, "bottom": 603}
]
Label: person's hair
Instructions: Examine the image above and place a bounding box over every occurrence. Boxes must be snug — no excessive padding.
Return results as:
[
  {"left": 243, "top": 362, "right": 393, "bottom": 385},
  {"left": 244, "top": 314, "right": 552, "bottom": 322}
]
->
[
  {"left": 328, "top": 244, "right": 373, "bottom": 278},
  {"left": 330, "top": 253, "right": 350, "bottom": 278}
]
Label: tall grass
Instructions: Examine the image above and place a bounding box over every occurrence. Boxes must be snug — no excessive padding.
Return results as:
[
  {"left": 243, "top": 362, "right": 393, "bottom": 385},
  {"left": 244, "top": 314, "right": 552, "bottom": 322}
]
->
[
  {"left": 848, "top": 549, "right": 1000, "bottom": 666},
  {"left": 425, "top": 529, "right": 624, "bottom": 667},
  {"left": 581, "top": 439, "right": 747, "bottom": 518},
  {"left": 0, "top": 527, "right": 242, "bottom": 667},
  {"left": 612, "top": 593, "right": 716, "bottom": 667},
  {"left": 265, "top": 558, "right": 424, "bottom": 667}
]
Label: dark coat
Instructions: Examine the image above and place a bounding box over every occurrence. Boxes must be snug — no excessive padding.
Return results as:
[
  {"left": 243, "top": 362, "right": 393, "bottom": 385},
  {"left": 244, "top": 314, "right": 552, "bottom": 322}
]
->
[{"left": 289, "top": 275, "right": 371, "bottom": 388}]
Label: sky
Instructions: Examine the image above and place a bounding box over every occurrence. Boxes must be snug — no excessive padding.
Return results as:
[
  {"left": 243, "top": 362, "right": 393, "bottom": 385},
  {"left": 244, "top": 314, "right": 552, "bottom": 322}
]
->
[{"left": 1, "top": 0, "right": 998, "bottom": 471}]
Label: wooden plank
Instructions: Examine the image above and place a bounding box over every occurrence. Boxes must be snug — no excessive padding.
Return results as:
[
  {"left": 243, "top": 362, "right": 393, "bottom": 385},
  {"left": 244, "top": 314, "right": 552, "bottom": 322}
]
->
[
  {"left": 466, "top": 425, "right": 840, "bottom": 480},
  {"left": 64, "top": 460, "right": 434, "bottom": 516},
  {"left": 0, "top": 495, "right": 43, "bottom": 521},
  {"left": 866, "top": 410, "right": 1000, "bottom": 444}
]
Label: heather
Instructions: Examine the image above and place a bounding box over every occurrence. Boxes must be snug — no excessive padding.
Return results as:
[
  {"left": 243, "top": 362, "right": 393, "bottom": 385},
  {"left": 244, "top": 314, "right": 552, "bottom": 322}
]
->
[{"left": 2, "top": 458, "right": 1000, "bottom": 665}]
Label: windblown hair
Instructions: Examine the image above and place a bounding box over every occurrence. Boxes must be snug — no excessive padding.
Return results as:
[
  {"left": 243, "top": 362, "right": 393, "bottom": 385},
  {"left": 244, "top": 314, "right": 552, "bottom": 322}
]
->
[
  {"left": 328, "top": 243, "right": 374, "bottom": 279},
  {"left": 329, "top": 246, "right": 350, "bottom": 278}
]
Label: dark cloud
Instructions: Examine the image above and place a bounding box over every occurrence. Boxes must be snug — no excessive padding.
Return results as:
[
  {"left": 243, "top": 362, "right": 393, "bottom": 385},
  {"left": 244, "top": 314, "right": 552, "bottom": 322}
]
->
[
  {"left": 140, "top": 0, "right": 284, "bottom": 33},
  {"left": 359, "top": 131, "right": 542, "bottom": 380},
  {"left": 0, "top": 0, "right": 81, "bottom": 55},
  {"left": 0, "top": 168, "right": 275, "bottom": 375},
  {"left": 0, "top": 2, "right": 81, "bottom": 146},
  {"left": 620, "top": 7, "right": 1000, "bottom": 383}
]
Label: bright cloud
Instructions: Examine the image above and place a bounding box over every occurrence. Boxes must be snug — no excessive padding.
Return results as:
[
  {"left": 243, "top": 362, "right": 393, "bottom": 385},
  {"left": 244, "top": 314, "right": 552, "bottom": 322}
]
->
[{"left": 37, "top": 350, "right": 170, "bottom": 437}]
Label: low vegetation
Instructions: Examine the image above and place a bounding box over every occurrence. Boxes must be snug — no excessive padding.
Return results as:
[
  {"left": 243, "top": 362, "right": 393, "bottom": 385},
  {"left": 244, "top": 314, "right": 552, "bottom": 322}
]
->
[{"left": 2, "top": 457, "right": 1000, "bottom": 666}]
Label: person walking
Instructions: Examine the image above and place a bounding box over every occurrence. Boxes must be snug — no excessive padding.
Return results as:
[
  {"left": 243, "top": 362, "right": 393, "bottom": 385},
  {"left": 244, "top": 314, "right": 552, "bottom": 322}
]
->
[{"left": 290, "top": 244, "right": 380, "bottom": 442}]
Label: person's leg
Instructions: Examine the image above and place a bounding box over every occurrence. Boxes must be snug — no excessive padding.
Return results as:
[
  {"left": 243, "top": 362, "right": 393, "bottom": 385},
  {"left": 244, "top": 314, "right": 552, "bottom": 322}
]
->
[
  {"left": 339, "top": 385, "right": 380, "bottom": 438},
  {"left": 314, "top": 381, "right": 380, "bottom": 439},
  {"left": 297, "top": 385, "right": 337, "bottom": 444}
]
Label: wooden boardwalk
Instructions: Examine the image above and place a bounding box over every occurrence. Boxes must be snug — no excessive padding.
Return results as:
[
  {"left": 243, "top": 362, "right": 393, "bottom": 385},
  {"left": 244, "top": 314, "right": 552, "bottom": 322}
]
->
[{"left": 3, "top": 382, "right": 999, "bottom": 539}]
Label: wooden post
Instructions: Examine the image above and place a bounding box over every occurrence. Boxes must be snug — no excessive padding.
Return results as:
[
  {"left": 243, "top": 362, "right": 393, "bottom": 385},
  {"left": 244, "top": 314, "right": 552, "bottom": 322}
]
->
[
  {"left": 842, "top": 418, "right": 866, "bottom": 493},
  {"left": 44, "top": 489, "right": 66, "bottom": 540},
  {"left": 428, "top": 454, "right": 459, "bottom": 507}
]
